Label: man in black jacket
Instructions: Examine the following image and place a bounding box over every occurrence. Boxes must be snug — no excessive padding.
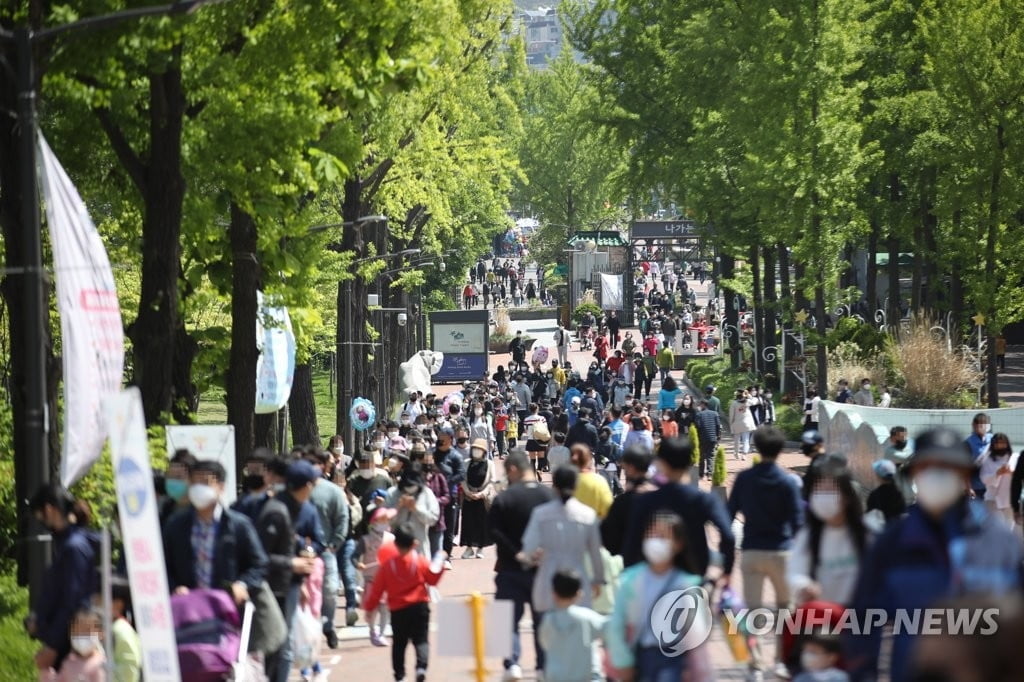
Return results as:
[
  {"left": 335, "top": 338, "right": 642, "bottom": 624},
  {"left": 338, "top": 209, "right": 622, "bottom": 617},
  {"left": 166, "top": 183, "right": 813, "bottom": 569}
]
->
[
  {"left": 601, "top": 447, "right": 657, "bottom": 556},
  {"left": 164, "top": 459, "right": 268, "bottom": 605},
  {"left": 488, "top": 451, "right": 555, "bottom": 679},
  {"left": 258, "top": 460, "right": 325, "bottom": 682},
  {"left": 623, "top": 438, "right": 735, "bottom": 579},
  {"left": 434, "top": 434, "right": 465, "bottom": 555},
  {"left": 693, "top": 399, "right": 722, "bottom": 480},
  {"left": 566, "top": 407, "right": 599, "bottom": 450},
  {"left": 607, "top": 310, "right": 622, "bottom": 348}
]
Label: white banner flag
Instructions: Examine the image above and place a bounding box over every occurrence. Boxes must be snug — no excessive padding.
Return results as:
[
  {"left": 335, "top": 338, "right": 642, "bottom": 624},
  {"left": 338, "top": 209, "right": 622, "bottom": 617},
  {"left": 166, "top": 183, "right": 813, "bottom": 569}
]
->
[
  {"left": 600, "top": 273, "right": 624, "bottom": 310},
  {"left": 106, "top": 388, "right": 181, "bottom": 681},
  {"left": 38, "top": 134, "right": 125, "bottom": 487},
  {"left": 255, "top": 291, "right": 296, "bottom": 414}
]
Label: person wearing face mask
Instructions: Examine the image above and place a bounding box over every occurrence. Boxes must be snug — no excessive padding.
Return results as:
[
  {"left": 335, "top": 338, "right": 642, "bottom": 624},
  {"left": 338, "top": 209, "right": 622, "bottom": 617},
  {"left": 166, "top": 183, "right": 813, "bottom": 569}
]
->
[
  {"left": 232, "top": 450, "right": 275, "bottom": 523},
  {"left": 355, "top": 507, "right": 397, "bottom": 648},
  {"left": 976, "top": 432, "right": 1019, "bottom": 527},
  {"left": 964, "top": 412, "right": 992, "bottom": 499},
  {"left": 459, "top": 439, "right": 496, "bottom": 559},
  {"left": 50, "top": 608, "right": 106, "bottom": 681},
  {"left": 792, "top": 631, "right": 847, "bottom": 682},
  {"left": 606, "top": 512, "right": 711, "bottom": 682},
  {"left": 865, "top": 459, "right": 907, "bottom": 523},
  {"left": 347, "top": 446, "right": 393, "bottom": 508},
  {"left": 27, "top": 484, "right": 99, "bottom": 675},
  {"left": 852, "top": 378, "right": 874, "bottom": 407},
  {"left": 728, "top": 427, "right": 804, "bottom": 680},
  {"left": 788, "top": 456, "right": 872, "bottom": 609},
  {"left": 468, "top": 401, "right": 496, "bottom": 455},
  {"left": 518, "top": 466, "right": 606, "bottom": 674},
  {"left": 159, "top": 449, "right": 197, "bottom": 528},
  {"left": 163, "top": 460, "right": 268, "bottom": 610},
  {"left": 601, "top": 447, "right": 658, "bottom": 556},
  {"left": 386, "top": 467, "right": 440, "bottom": 556},
  {"left": 258, "top": 460, "right": 327, "bottom": 682},
  {"left": 845, "top": 427, "right": 1024, "bottom": 682}
]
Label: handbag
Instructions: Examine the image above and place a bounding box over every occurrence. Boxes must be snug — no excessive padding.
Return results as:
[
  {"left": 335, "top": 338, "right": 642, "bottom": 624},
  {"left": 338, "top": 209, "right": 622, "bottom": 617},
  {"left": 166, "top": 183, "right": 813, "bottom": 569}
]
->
[
  {"left": 247, "top": 581, "right": 287, "bottom": 655},
  {"left": 532, "top": 420, "right": 551, "bottom": 444}
]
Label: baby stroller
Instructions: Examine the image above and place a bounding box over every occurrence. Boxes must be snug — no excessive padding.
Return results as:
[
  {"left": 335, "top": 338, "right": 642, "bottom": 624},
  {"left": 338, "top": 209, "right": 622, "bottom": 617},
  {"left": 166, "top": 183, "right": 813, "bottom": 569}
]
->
[
  {"left": 172, "top": 588, "right": 258, "bottom": 682},
  {"left": 579, "top": 325, "right": 594, "bottom": 351}
]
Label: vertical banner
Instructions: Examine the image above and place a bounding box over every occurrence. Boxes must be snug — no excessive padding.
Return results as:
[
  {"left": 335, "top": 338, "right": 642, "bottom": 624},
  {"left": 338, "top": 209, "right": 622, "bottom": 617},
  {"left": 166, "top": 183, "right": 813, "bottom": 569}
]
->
[
  {"left": 106, "top": 388, "right": 180, "bottom": 682},
  {"left": 38, "top": 134, "right": 125, "bottom": 487},
  {"left": 255, "top": 291, "right": 296, "bottom": 414},
  {"left": 600, "top": 273, "right": 624, "bottom": 310},
  {"left": 165, "top": 425, "right": 238, "bottom": 505}
]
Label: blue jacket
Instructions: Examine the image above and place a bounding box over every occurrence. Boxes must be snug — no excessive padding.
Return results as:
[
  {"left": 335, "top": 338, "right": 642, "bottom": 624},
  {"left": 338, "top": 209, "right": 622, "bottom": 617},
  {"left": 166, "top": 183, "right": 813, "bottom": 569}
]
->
[
  {"left": 845, "top": 500, "right": 1024, "bottom": 682},
  {"left": 34, "top": 525, "right": 98, "bottom": 657},
  {"left": 728, "top": 462, "right": 804, "bottom": 551},
  {"left": 164, "top": 506, "right": 268, "bottom": 594},
  {"left": 693, "top": 408, "right": 721, "bottom": 444}
]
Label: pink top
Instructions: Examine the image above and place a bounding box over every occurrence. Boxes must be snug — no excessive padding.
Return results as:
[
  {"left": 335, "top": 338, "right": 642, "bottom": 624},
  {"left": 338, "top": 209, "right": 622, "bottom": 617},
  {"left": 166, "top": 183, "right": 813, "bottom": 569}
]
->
[{"left": 45, "top": 650, "right": 106, "bottom": 682}]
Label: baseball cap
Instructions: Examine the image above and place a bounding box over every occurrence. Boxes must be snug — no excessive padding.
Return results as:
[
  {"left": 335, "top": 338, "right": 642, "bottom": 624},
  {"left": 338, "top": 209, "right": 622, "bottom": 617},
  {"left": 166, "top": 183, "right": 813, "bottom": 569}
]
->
[
  {"left": 801, "top": 430, "right": 825, "bottom": 446},
  {"left": 872, "top": 459, "right": 897, "bottom": 479},
  {"left": 704, "top": 384, "right": 715, "bottom": 392},
  {"left": 906, "top": 427, "right": 973, "bottom": 470},
  {"left": 286, "top": 460, "right": 320, "bottom": 489}
]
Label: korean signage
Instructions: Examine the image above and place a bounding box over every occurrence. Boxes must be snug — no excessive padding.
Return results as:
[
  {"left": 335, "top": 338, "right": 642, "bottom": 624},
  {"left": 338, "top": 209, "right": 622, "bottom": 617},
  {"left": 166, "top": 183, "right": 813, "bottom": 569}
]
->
[
  {"left": 106, "top": 388, "right": 181, "bottom": 682},
  {"left": 630, "top": 220, "right": 698, "bottom": 239},
  {"left": 433, "top": 323, "right": 487, "bottom": 354},
  {"left": 430, "top": 310, "right": 490, "bottom": 383}
]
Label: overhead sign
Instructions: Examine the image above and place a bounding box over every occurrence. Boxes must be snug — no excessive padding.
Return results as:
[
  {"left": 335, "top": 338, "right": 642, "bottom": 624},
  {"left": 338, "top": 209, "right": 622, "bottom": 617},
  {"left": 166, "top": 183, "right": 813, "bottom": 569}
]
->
[
  {"left": 165, "top": 425, "right": 238, "bottom": 505},
  {"left": 430, "top": 310, "right": 490, "bottom": 383},
  {"left": 630, "top": 220, "right": 698, "bottom": 239},
  {"left": 106, "top": 388, "right": 181, "bottom": 682}
]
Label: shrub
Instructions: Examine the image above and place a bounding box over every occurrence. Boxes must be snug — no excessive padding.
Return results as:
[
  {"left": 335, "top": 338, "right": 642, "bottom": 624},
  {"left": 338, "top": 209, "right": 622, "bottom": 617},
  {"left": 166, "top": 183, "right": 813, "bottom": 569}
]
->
[
  {"left": 827, "top": 341, "right": 886, "bottom": 393},
  {"left": 0, "top": 569, "right": 35, "bottom": 680},
  {"left": 712, "top": 445, "right": 727, "bottom": 487},
  {"left": 573, "top": 302, "right": 603, "bottom": 326},
  {"left": 893, "top": 314, "right": 982, "bottom": 408}
]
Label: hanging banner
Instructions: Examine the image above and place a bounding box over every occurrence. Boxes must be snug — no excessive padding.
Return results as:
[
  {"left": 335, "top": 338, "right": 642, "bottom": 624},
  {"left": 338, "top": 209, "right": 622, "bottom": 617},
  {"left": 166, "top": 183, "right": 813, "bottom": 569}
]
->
[
  {"left": 165, "top": 425, "right": 238, "bottom": 505},
  {"left": 38, "top": 134, "right": 125, "bottom": 487},
  {"left": 600, "top": 273, "right": 624, "bottom": 310},
  {"left": 106, "top": 388, "right": 181, "bottom": 682},
  {"left": 255, "top": 291, "right": 296, "bottom": 414}
]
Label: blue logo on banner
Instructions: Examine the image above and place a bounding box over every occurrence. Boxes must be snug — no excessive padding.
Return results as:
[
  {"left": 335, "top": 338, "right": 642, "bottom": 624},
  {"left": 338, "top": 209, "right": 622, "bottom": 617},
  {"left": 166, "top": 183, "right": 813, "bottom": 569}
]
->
[{"left": 117, "top": 458, "right": 149, "bottom": 518}]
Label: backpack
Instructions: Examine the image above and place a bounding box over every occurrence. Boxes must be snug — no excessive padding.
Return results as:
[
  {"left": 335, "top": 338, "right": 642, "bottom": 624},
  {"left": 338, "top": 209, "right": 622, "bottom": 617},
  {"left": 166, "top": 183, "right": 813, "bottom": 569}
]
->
[{"left": 533, "top": 420, "right": 551, "bottom": 443}]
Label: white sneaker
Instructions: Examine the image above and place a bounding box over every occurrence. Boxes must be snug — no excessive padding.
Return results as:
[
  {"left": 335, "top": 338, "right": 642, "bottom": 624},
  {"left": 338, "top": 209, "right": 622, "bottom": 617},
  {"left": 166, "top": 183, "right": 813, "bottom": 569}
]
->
[
  {"left": 474, "top": 549, "right": 486, "bottom": 559},
  {"left": 461, "top": 547, "right": 477, "bottom": 559},
  {"left": 771, "top": 663, "right": 792, "bottom": 679},
  {"left": 444, "top": 559, "right": 454, "bottom": 570},
  {"left": 503, "top": 663, "right": 523, "bottom": 680}
]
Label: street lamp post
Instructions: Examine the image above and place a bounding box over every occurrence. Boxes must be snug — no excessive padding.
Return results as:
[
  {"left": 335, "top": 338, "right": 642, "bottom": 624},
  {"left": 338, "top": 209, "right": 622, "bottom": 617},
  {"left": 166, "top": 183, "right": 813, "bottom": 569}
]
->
[{"left": 0, "top": 0, "right": 227, "bottom": 601}]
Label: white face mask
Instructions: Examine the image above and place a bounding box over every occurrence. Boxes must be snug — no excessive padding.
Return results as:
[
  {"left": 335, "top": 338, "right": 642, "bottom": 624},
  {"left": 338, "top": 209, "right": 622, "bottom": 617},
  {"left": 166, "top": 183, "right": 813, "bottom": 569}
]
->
[
  {"left": 800, "top": 650, "right": 828, "bottom": 672},
  {"left": 387, "top": 430, "right": 399, "bottom": 439},
  {"left": 642, "top": 537, "right": 674, "bottom": 565},
  {"left": 474, "top": 409, "right": 483, "bottom": 417},
  {"left": 71, "top": 634, "right": 100, "bottom": 656},
  {"left": 188, "top": 483, "right": 218, "bottom": 509},
  {"left": 355, "top": 467, "right": 374, "bottom": 479},
  {"left": 914, "top": 468, "right": 965, "bottom": 513},
  {"left": 809, "top": 492, "right": 842, "bottom": 521},
  {"left": 471, "top": 449, "right": 486, "bottom": 460}
]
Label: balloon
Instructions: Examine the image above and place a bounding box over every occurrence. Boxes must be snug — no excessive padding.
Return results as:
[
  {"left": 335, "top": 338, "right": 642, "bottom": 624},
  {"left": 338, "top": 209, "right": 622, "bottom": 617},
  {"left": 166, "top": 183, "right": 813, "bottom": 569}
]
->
[{"left": 349, "top": 397, "right": 377, "bottom": 431}]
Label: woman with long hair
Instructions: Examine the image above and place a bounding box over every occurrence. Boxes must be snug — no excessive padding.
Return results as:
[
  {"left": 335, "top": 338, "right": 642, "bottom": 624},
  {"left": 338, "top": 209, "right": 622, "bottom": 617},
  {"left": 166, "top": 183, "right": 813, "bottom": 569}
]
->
[{"left": 788, "top": 455, "right": 872, "bottom": 606}]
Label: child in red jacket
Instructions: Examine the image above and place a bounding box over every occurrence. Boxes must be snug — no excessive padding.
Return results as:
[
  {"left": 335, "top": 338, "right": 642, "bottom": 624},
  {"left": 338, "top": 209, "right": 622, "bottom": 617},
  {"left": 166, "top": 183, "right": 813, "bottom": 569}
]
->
[{"left": 363, "top": 523, "right": 446, "bottom": 682}]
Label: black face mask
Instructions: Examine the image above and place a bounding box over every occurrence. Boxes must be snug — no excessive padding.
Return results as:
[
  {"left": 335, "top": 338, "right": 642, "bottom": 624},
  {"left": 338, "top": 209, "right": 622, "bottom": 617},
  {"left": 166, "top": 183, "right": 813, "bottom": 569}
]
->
[
  {"left": 244, "top": 474, "right": 265, "bottom": 491},
  {"left": 893, "top": 440, "right": 907, "bottom": 450}
]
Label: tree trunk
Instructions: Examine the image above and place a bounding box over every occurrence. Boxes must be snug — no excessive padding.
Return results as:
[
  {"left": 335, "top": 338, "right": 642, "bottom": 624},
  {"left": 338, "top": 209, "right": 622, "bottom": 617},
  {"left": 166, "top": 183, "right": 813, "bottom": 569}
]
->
[
  {"left": 226, "top": 203, "right": 259, "bottom": 474},
  {"left": 254, "top": 412, "right": 278, "bottom": 451},
  {"left": 815, "top": 279, "right": 829, "bottom": 397},
  {"left": 910, "top": 221, "right": 923, "bottom": 313},
  {"left": 172, "top": 324, "right": 198, "bottom": 424},
  {"left": 749, "top": 244, "right": 762, "bottom": 375},
  {"left": 793, "top": 261, "right": 809, "bottom": 315},
  {"left": 920, "top": 166, "right": 939, "bottom": 311},
  {"left": 720, "top": 253, "right": 741, "bottom": 370},
  {"left": 866, "top": 215, "right": 879, "bottom": 314},
  {"left": 130, "top": 66, "right": 188, "bottom": 425},
  {"left": 762, "top": 245, "right": 778, "bottom": 388},
  {"left": 289, "top": 363, "right": 321, "bottom": 447},
  {"left": 778, "top": 243, "right": 791, "bottom": 302},
  {"left": 985, "top": 124, "right": 1004, "bottom": 408},
  {"left": 950, "top": 212, "right": 965, "bottom": 343},
  {"left": 887, "top": 234, "right": 901, "bottom": 332}
]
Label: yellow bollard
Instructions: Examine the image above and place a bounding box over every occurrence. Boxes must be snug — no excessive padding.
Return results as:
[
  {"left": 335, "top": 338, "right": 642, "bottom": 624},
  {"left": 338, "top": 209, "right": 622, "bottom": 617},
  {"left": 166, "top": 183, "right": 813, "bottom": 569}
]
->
[{"left": 469, "top": 591, "right": 487, "bottom": 682}]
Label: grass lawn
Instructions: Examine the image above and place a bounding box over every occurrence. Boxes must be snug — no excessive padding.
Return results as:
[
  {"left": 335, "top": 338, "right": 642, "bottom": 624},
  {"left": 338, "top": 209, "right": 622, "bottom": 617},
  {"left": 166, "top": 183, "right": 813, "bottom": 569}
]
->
[{"left": 195, "top": 369, "right": 341, "bottom": 438}]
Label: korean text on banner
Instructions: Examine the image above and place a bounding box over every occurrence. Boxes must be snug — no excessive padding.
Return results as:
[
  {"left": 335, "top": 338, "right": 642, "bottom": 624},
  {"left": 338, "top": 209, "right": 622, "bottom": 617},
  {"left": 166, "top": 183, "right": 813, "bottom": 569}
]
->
[
  {"left": 106, "top": 388, "right": 180, "bottom": 682},
  {"left": 255, "top": 291, "right": 296, "bottom": 414},
  {"left": 600, "top": 273, "right": 624, "bottom": 310},
  {"left": 38, "top": 134, "right": 125, "bottom": 487}
]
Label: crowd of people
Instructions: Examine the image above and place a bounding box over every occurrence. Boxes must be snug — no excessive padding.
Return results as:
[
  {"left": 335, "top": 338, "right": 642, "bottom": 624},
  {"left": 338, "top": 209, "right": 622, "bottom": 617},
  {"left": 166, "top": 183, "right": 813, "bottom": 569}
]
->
[{"left": 462, "top": 257, "right": 552, "bottom": 309}]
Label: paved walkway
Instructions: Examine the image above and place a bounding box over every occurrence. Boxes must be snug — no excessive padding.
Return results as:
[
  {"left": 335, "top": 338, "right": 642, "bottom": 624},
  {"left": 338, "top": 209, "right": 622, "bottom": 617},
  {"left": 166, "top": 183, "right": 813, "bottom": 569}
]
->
[{"left": 999, "top": 345, "right": 1024, "bottom": 406}]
